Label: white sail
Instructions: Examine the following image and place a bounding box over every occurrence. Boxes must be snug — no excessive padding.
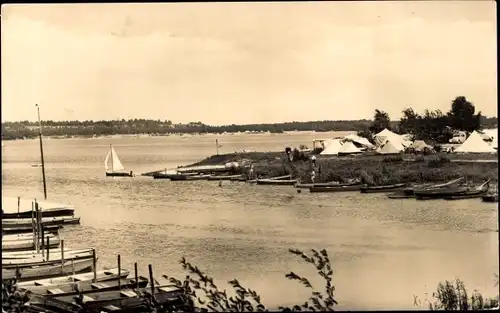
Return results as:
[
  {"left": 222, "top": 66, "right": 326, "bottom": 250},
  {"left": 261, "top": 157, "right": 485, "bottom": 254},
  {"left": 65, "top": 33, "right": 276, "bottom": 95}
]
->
[
  {"left": 104, "top": 150, "right": 111, "bottom": 171},
  {"left": 110, "top": 147, "right": 125, "bottom": 172}
]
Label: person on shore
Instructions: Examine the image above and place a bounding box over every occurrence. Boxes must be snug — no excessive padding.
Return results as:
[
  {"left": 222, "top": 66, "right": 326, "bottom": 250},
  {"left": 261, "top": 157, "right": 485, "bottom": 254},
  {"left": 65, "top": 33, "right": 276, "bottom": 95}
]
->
[
  {"left": 311, "top": 155, "right": 317, "bottom": 167},
  {"left": 248, "top": 164, "right": 255, "bottom": 180},
  {"left": 311, "top": 169, "right": 316, "bottom": 184}
]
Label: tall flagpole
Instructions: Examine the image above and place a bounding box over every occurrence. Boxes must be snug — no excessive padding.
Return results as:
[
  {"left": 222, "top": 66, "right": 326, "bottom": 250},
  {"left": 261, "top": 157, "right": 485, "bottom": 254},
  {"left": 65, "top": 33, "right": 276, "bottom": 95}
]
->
[{"left": 36, "top": 104, "right": 48, "bottom": 200}]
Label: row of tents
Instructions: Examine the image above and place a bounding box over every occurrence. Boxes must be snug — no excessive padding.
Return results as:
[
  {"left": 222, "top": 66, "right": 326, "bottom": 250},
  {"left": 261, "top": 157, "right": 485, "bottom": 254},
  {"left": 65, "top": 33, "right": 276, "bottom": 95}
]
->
[{"left": 318, "top": 128, "right": 497, "bottom": 156}]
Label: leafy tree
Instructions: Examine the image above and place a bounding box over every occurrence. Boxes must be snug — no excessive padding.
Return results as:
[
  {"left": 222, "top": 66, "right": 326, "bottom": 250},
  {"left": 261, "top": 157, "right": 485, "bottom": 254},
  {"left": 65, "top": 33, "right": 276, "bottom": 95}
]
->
[
  {"left": 447, "top": 96, "right": 481, "bottom": 132},
  {"left": 369, "top": 109, "right": 391, "bottom": 134}
]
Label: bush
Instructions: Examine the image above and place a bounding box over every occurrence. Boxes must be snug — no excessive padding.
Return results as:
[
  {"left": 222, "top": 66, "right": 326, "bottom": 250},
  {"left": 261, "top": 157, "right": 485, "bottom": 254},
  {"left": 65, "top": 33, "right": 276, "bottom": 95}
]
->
[
  {"left": 428, "top": 156, "right": 451, "bottom": 168},
  {"left": 292, "top": 148, "right": 309, "bottom": 162}
]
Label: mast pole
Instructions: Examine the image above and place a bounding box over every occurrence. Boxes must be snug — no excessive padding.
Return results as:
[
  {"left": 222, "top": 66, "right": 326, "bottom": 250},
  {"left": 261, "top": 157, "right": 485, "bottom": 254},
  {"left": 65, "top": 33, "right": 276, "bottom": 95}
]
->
[
  {"left": 110, "top": 144, "right": 113, "bottom": 172},
  {"left": 36, "top": 104, "right": 48, "bottom": 200}
]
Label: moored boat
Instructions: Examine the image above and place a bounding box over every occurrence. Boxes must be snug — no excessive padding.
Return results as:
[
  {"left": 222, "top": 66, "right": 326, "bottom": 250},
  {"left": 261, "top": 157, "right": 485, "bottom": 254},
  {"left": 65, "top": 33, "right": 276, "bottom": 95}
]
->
[
  {"left": 22, "top": 276, "right": 149, "bottom": 297},
  {"left": 404, "top": 177, "right": 464, "bottom": 196},
  {"left": 2, "top": 224, "right": 61, "bottom": 235},
  {"left": 2, "top": 258, "right": 94, "bottom": 281},
  {"left": 3, "top": 249, "right": 94, "bottom": 268},
  {"left": 2, "top": 236, "right": 60, "bottom": 252},
  {"left": 208, "top": 174, "right": 243, "bottom": 181},
  {"left": 482, "top": 193, "right": 498, "bottom": 202},
  {"left": 387, "top": 192, "right": 415, "bottom": 199},
  {"left": 256, "top": 179, "right": 298, "bottom": 186},
  {"left": 2, "top": 216, "right": 80, "bottom": 230},
  {"left": 295, "top": 181, "right": 357, "bottom": 189},
  {"left": 360, "top": 183, "right": 407, "bottom": 193},
  {"left": 415, "top": 180, "right": 490, "bottom": 200},
  {"left": 15, "top": 268, "right": 128, "bottom": 288},
  {"left": 309, "top": 184, "right": 367, "bottom": 193},
  {"left": 169, "top": 174, "right": 211, "bottom": 181},
  {"left": 3, "top": 248, "right": 93, "bottom": 260},
  {"left": 2, "top": 197, "right": 75, "bottom": 219}
]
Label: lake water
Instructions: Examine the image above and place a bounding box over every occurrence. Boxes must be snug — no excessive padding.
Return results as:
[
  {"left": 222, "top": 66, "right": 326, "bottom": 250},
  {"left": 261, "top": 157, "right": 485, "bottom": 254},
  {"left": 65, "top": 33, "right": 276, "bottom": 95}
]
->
[{"left": 2, "top": 133, "right": 498, "bottom": 310}]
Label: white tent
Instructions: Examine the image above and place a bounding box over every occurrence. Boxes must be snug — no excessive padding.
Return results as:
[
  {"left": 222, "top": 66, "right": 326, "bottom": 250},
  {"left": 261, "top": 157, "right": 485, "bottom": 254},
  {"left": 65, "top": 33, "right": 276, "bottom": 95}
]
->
[
  {"left": 455, "top": 131, "right": 497, "bottom": 153},
  {"left": 338, "top": 141, "right": 362, "bottom": 155},
  {"left": 377, "top": 139, "right": 405, "bottom": 154},
  {"left": 409, "top": 140, "right": 433, "bottom": 152},
  {"left": 344, "top": 134, "right": 374, "bottom": 149},
  {"left": 374, "top": 128, "right": 405, "bottom": 147},
  {"left": 320, "top": 139, "right": 344, "bottom": 155}
]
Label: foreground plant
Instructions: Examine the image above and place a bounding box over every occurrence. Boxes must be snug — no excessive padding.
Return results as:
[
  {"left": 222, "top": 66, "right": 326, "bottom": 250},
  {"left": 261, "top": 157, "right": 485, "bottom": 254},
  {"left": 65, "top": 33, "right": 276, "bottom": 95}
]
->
[{"left": 413, "top": 276, "right": 500, "bottom": 311}]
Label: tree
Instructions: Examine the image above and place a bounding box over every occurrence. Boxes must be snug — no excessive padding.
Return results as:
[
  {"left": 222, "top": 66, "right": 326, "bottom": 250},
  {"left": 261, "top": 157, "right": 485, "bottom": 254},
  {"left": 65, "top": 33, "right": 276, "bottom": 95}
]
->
[
  {"left": 369, "top": 109, "right": 391, "bottom": 134},
  {"left": 447, "top": 96, "right": 481, "bottom": 132},
  {"left": 399, "top": 108, "right": 420, "bottom": 135}
]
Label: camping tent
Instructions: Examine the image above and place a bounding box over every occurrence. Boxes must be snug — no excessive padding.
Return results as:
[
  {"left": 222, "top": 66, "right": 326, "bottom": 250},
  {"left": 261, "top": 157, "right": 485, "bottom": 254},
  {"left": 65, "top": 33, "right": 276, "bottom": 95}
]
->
[
  {"left": 344, "top": 134, "right": 374, "bottom": 149},
  {"left": 377, "top": 139, "right": 405, "bottom": 155},
  {"left": 337, "top": 141, "right": 362, "bottom": 155},
  {"left": 320, "top": 139, "right": 344, "bottom": 155},
  {"left": 374, "top": 128, "right": 405, "bottom": 147},
  {"left": 454, "top": 131, "right": 497, "bottom": 153}
]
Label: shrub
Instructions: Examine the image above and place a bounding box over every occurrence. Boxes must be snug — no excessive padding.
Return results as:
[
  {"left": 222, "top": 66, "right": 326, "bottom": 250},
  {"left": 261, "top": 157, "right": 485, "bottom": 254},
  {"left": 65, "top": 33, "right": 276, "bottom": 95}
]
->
[{"left": 428, "top": 156, "right": 451, "bottom": 168}]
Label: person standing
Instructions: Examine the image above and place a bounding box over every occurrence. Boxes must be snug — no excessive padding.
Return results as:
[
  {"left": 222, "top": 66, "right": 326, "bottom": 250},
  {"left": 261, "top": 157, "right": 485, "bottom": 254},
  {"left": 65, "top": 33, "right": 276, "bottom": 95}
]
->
[
  {"left": 311, "top": 169, "right": 316, "bottom": 184},
  {"left": 311, "top": 155, "right": 317, "bottom": 167}
]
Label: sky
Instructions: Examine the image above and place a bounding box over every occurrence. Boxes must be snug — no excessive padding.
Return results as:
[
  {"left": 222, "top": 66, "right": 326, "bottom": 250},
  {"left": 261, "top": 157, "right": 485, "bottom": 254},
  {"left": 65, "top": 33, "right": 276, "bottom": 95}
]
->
[{"left": 1, "top": 2, "right": 497, "bottom": 125}]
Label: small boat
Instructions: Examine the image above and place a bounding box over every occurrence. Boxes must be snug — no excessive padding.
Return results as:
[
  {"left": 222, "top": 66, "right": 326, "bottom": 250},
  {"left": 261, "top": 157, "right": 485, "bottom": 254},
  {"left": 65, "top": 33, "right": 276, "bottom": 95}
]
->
[
  {"left": 416, "top": 180, "right": 490, "bottom": 200},
  {"left": 22, "top": 276, "right": 149, "bottom": 297},
  {"left": 2, "top": 197, "right": 75, "bottom": 219},
  {"left": 169, "top": 174, "right": 211, "bottom": 181},
  {"left": 309, "top": 184, "right": 367, "bottom": 193},
  {"left": 295, "top": 181, "right": 344, "bottom": 189},
  {"left": 2, "top": 224, "right": 61, "bottom": 235},
  {"left": 30, "top": 284, "right": 185, "bottom": 313},
  {"left": 2, "top": 232, "right": 57, "bottom": 242},
  {"left": 208, "top": 174, "right": 243, "bottom": 181},
  {"left": 3, "top": 249, "right": 94, "bottom": 268},
  {"left": 256, "top": 179, "right": 298, "bottom": 186},
  {"left": 404, "top": 177, "right": 464, "bottom": 196},
  {"left": 105, "top": 145, "right": 134, "bottom": 177},
  {"left": 3, "top": 248, "right": 93, "bottom": 260},
  {"left": 2, "top": 216, "right": 80, "bottom": 230},
  {"left": 2, "top": 258, "right": 94, "bottom": 281},
  {"left": 482, "top": 191, "right": 498, "bottom": 202},
  {"left": 360, "top": 183, "right": 407, "bottom": 193},
  {"left": 2, "top": 236, "right": 60, "bottom": 252},
  {"left": 443, "top": 181, "right": 491, "bottom": 200},
  {"left": 387, "top": 192, "right": 415, "bottom": 199},
  {"left": 16, "top": 268, "right": 129, "bottom": 288}
]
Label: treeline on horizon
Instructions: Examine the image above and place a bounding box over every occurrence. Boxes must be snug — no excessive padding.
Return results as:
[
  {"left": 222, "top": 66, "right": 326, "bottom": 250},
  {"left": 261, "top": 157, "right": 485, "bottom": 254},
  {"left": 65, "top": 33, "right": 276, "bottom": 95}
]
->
[{"left": 1, "top": 96, "right": 497, "bottom": 142}]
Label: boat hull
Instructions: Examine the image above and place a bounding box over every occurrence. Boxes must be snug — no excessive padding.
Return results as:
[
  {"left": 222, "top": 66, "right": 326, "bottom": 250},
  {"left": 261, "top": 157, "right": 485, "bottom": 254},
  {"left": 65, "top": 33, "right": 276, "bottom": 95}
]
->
[
  {"left": 2, "top": 258, "right": 94, "bottom": 281},
  {"left": 482, "top": 194, "right": 499, "bottom": 202},
  {"left": 443, "top": 191, "right": 488, "bottom": 200},
  {"left": 256, "top": 179, "right": 298, "bottom": 186},
  {"left": 309, "top": 184, "right": 366, "bottom": 193},
  {"left": 106, "top": 172, "right": 133, "bottom": 177},
  {"left": 415, "top": 187, "right": 469, "bottom": 200},
  {"left": 387, "top": 192, "right": 415, "bottom": 199},
  {"left": 170, "top": 174, "right": 211, "bottom": 181},
  {"left": 2, "top": 208, "right": 75, "bottom": 219},
  {"left": 2, "top": 224, "right": 62, "bottom": 235},
  {"left": 3, "top": 251, "right": 94, "bottom": 268},
  {"left": 16, "top": 268, "right": 128, "bottom": 288},
  {"left": 2, "top": 237, "right": 60, "bottom": 252},
  {"left": 208, "top": 174, "right": 243, "bottom": 181},
  {"left": 360, "top": 183, "right": 407, "bottom": 193},
  {"left": 2, "top": 216, "right": 80, "bottom": 230}
]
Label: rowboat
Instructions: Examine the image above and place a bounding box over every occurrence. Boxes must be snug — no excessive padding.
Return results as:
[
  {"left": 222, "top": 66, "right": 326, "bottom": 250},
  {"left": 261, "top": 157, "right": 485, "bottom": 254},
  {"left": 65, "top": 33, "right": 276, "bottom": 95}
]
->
[
  {"left": 208, "top": 174, "right": 243, "bottom": 181},
  {"left": 2, "top": 216, "right": 80, "bottom": 230},
  {"left": 30, "top": 284, "right": 185, "bottom": 313},
  {"left": 3, "top": 248, "right": 93, "bottom": 260},
  {"left": 169, "top": 174, "right": 211, "bottom": 181},
  {"left": 3, "top": 249, "right": 94, "bottom": 268},
  {"left": 415, "top": 180, "right": 490, "bottom": 200},
  {"left": 2, "top": 232, "right": 57, "bottom": 242},
  {"left": 3, "top": 224, "right": 61, "bottom": 234},
  {"left": 2, "top": 197, "right": 75, "bottom": 219},
  {"left": 404, "top": 177, "right": 464, "bottom": 196},
  {"left": 16, "top": 268, "right": 128, "bottom": 288},
  {"left": 360, "top": 183, "right": 407, "bottom": 193},
  {"left": 387, "top": 192, "right": 415, "bottom": 199},
  {"left": 2, "top": 258, "right": 94, "bottom": 281},
  {"left": 256, "top": 179, "right": 298, "bottom": 186},
  {"left": 295, "top": 181, "right": 350, "bottom": 189},
  {"left": 309, "top": 184, "right": 367, "bottom": 193},
  {"left": 2, "top": 236, "right": 60, "bottom": 252},
  {"left": 23, "top": 276, "right": 149, "bottom": 297},
  {"left": 443, "top": 190, "right": 489, "bottom": 200}
]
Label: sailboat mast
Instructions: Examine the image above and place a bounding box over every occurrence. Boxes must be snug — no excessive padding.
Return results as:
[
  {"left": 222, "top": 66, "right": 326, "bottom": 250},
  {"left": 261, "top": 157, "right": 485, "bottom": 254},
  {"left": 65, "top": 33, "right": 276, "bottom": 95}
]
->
[
  {"left": 36, "top": 104, "right": 48, "bottom": 200},
  {"left": 110, "top": 144, "right": 113, "bottom": 172}
]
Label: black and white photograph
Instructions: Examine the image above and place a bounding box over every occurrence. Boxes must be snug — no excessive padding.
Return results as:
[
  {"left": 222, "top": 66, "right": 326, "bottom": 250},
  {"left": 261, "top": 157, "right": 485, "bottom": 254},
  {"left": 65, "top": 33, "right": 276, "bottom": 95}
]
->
[{"left": 1, "top": 1, "right": 498, "bottom": 312}]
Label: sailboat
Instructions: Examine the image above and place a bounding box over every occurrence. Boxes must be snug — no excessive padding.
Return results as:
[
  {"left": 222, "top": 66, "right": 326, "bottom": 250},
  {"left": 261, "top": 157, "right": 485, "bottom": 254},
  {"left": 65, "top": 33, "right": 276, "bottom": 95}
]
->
[{"left": 105, "top": 145, "right": 134, "bottom": 177}]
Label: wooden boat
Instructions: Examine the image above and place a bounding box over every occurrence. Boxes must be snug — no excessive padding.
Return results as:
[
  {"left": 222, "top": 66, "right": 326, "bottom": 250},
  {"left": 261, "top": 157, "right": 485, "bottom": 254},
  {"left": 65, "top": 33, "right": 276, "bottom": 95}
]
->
[
  {"left": 296, "top": 181, "right": 344, "bottom": 189},
  {"left": 105, "top": 145, "right": 134, "bottom": 177},
  {"left": 3, "top": 249, "right": 94, "bottom": 268},
  {"left": 256, "top": 179, "right": 298, "bottom": 186},
  {"left": 2, "top": 232, "right": 57, "bottom": 242},
  {"left": 387, "top": 192, "right": 415, "bottom": 199},
  {"left": 16, "top": 268, "right": 128, "bottom": 288},
  {"left": 404, "top": 177, "right": 464, "bottom": 196},
  {"left": 415, "top": 180, "right": 490, "bottom": 200},
  {"left": 360, "top": 183, "right": 407, "bottom": 193},
  {"left": 2, "top": 236, "right": 60, "bottom": 252},
  {"left": 482, "top": 193, "right": 498, "bottom": 202},
  {"left": 2, "top": 258, "right": 94, "bottom": 281},
  {"left": 169, "top": 174, "right": 211, "bottom": 181},
  {"left": 208, "top": 174, "right": 243, "bottom": 181},
  {"left": 30, "top": 284, "right": 185, "bottom": 313},
  {"left": 177, "top": 164, "right": 228, "bottom": 174},
  {"left": 2, "top": 197, "right": 75, "bottom": 219},
  {"left": 444, "top": 190, "right": 489, "bottom": 200},
  {"left": 2, "top": 216, "right": 80, "bottom": 230},
  {"left": 309, "top": 184, "right": 367, "bottom": 193},
  {"left": 23, "top": 276, "right": 149, "bottom": 297},
  {"left": 3, "top": 224, "right": 62, "bottom": 235},
  {"left": 3, "top": 248, "right": 93, "bottom": 260}
]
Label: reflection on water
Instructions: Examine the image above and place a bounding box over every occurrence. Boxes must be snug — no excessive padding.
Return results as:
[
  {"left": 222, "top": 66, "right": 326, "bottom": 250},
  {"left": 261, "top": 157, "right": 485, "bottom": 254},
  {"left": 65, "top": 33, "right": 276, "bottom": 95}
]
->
[{"left": 2, "top": 135, "right": 498, "bottom": 310}]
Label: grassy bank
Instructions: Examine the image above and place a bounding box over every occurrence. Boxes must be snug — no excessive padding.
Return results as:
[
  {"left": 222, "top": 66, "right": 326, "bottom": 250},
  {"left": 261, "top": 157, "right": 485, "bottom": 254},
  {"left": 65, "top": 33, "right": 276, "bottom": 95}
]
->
[{"left": 189, "top": 152, "right": 498, "bottom": 185}]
